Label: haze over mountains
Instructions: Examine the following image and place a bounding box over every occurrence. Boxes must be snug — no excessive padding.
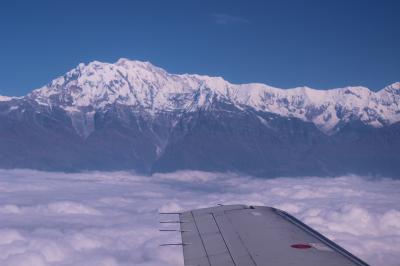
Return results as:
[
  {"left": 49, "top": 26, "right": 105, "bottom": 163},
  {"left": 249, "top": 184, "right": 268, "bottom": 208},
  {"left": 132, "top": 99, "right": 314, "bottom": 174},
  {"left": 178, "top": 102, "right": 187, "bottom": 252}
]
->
[{"left": 0, "top": 59, "right": 399, "bottom": 177}]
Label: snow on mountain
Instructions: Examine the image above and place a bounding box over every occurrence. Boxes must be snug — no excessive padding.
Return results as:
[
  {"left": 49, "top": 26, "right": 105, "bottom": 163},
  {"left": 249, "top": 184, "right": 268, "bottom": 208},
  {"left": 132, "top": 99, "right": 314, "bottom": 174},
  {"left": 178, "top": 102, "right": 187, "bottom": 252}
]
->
[
  {"left": 0, "top": 95, "right": 12, "bottom": 101},
  {"left": 26, "top": 58, "right": 400, "bottom": 134}
]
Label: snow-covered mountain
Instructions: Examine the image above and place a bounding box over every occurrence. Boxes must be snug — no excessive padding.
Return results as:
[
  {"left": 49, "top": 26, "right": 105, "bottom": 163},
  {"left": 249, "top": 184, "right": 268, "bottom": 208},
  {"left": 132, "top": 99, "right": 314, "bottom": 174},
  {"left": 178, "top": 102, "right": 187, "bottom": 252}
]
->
[
  {"left": 26, "top": 59, "right": 400, "bottom": 134},
  {"left": 1, "top": 59, "right": 399, "bottom": 177}
]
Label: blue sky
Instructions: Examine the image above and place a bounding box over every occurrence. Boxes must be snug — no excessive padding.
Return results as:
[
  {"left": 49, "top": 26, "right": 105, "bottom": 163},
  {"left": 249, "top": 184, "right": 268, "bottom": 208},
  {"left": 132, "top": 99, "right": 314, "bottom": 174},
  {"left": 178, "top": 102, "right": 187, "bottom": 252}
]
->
[{"left": 0, "top": 0, "right": 399, "bottom": 96}]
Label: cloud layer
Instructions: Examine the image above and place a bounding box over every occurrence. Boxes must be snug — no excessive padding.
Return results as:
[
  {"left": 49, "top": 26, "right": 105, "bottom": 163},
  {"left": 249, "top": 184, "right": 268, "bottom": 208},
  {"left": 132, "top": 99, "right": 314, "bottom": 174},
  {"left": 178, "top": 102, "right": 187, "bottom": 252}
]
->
[{"left": 0, "top": 169, "right": 399, "bottom": 265}]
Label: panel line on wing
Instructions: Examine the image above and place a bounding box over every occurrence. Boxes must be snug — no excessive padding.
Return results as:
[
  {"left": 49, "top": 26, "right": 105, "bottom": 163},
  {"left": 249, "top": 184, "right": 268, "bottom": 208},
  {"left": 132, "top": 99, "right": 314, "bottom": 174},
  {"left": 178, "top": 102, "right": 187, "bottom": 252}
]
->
[
  {"left": 190, "top": 211, "right": 212, "bottom": 266},
  {"left": 210, "top": 213, "right": 237, "bottom": 266},
  {"left": 221, "top": 209, "right": 258, "bottom": 266}
]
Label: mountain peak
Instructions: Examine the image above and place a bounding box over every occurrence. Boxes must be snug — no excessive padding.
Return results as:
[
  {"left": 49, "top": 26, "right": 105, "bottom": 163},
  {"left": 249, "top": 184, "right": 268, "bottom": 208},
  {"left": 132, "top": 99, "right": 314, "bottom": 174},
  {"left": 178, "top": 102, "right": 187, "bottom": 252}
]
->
[
  {"left": 72, "top": 58, "right": 164, "bottom": 77},
  {"left": 22, "top": 59, "right": 400, "bottom": 134},
  {"left": 115, "top": 58, "right": 152, "bottom": 67}
]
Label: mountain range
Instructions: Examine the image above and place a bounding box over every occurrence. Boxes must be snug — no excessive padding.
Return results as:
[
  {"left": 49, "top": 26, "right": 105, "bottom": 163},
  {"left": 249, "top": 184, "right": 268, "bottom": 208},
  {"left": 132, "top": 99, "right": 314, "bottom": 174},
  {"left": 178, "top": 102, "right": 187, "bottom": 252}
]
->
[{"left": 1, "top": 59, "right": 399, "bottom": 177}]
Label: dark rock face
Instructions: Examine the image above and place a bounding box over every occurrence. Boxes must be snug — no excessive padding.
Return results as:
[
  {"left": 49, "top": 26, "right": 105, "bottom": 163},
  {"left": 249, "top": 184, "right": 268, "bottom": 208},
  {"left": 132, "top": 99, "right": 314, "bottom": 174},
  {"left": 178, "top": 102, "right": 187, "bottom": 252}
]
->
[{"left": 1, "top": 99, "right": 399, "bottom": 177}]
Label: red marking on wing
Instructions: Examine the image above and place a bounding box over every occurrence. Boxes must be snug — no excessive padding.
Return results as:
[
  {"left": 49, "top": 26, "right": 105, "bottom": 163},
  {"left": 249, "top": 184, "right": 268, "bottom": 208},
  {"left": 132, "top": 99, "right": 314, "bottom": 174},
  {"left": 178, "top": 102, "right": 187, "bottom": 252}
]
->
[{"left": 291, "top": 243, "right": 312, "bottom": 249}]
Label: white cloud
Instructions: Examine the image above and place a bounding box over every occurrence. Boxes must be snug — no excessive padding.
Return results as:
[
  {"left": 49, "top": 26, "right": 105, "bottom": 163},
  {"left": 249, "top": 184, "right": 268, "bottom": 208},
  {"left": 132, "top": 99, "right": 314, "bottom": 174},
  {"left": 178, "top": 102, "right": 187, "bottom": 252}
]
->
[{"left": 0, "top": 169, "right": 399, "bottom": 265}]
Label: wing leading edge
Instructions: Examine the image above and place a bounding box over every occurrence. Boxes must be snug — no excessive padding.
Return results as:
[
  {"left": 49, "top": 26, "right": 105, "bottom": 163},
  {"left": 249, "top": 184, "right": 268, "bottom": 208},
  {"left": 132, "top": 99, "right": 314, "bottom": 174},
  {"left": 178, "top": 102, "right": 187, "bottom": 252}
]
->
[{"left": 177, "top": 205, "right": 369, "bottom": 266}]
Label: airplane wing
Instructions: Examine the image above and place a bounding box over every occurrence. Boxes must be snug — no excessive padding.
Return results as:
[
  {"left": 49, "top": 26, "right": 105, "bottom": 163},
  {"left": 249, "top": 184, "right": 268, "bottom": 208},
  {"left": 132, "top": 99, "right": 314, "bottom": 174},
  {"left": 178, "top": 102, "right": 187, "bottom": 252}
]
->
[{"left": 176, "top": 205, "right": 368, "bottom": 266}]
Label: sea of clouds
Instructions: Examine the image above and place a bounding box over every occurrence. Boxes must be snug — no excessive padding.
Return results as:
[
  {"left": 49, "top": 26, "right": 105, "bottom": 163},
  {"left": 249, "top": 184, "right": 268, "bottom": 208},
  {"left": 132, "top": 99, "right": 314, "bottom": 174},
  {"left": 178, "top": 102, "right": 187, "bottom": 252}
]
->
[{"left": 0, "top": 169, "right": 399, "bottom": 266}]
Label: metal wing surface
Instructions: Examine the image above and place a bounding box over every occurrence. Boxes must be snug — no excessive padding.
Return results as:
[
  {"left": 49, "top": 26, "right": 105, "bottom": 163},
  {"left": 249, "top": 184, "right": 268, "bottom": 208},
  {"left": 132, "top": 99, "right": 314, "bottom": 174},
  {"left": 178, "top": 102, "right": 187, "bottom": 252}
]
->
[{"left": 178, "top": 205, "right": 369, "bottom": 266}]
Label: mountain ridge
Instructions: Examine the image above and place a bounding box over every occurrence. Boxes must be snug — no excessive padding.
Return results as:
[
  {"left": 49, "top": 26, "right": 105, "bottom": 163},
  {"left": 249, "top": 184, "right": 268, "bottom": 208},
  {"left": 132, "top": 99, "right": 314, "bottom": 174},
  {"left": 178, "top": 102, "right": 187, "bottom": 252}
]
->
[
  {"left": 0, "top": 59, "right": 399, "bottom": 177},
  {"left": 3, "top": 58, "right": 400, "bottom": 136}
]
